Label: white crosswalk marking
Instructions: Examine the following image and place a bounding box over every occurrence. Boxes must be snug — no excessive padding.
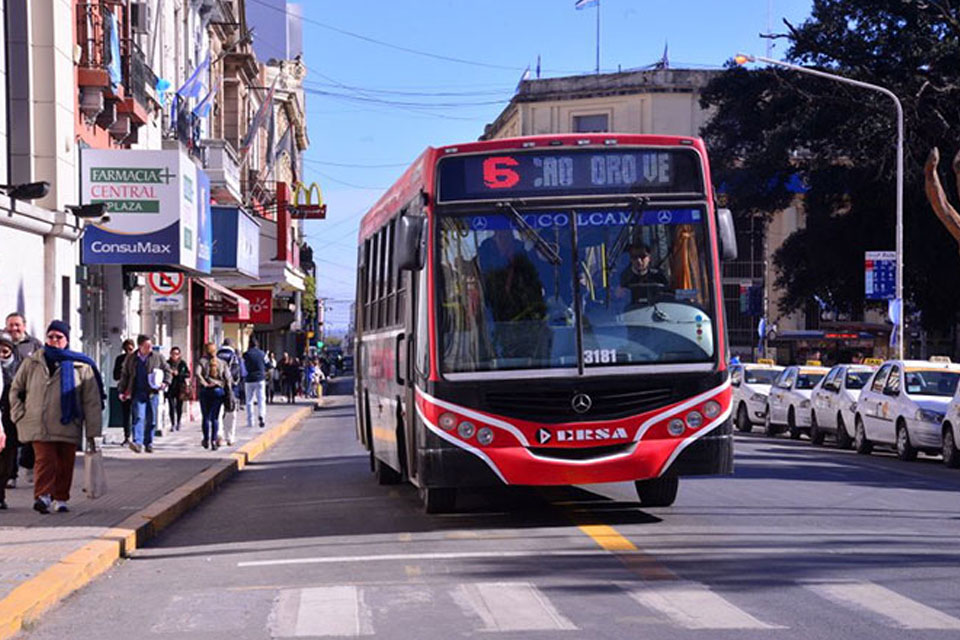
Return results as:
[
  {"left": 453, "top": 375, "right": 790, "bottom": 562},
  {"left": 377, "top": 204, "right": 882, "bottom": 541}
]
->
[
  {"left": 627, "top": 581, "right": 784, "bottom": 629},
  {"left": 453, "top": 582, "right": 577, "bottom": 632},
  {"left": 270, "top": 586, "right": 373, "bottom": 637},
  {"left": 805, "top": 581, "right": 960, "bottom": 630}
]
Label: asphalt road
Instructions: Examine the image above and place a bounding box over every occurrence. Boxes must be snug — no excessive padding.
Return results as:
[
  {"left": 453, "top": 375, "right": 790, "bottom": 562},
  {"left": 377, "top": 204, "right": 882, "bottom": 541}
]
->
[{"left": 20, "top": 379, "right": 960, "bottom": 640}]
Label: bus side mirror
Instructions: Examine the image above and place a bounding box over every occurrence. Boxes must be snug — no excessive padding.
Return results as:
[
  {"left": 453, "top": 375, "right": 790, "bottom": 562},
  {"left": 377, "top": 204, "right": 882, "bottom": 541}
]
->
[
  {"left": 717, "top": 208, "right": 738, "bottom": 261},
  {"left": 396, "top": 215, "right": 426, "bottom": 271}
]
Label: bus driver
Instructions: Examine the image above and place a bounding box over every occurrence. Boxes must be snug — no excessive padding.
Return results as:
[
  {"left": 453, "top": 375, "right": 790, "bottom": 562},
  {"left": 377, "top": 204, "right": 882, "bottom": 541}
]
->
[{"left": 617, "top": 243, "right": 668, "bottom": 307}]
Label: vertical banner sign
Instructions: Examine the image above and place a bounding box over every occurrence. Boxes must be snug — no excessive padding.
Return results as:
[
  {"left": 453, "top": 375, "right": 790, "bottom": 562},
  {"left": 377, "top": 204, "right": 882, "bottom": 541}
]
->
[
  {"left": 195, "top": 170, "right": 213, "bottom": 273},
  {"left": 865, "top": 251, "right": 896, "bottom": 300}
]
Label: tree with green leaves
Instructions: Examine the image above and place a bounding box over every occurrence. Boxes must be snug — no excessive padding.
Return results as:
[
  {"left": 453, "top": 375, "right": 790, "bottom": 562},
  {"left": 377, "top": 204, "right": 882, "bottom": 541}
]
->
[{"left": 701, "top": 0, "right": 960, "bottom": 332}]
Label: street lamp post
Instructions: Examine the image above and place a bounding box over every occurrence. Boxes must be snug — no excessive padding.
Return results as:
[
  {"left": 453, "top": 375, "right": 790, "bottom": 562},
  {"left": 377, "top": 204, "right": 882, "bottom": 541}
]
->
[{"left": 735, "top": 53, "right": 905, "bottom": 358}]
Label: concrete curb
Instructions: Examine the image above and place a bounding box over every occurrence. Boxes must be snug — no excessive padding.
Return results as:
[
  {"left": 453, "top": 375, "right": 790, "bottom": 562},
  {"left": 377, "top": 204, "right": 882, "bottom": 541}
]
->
[{"left": 0, "top": 406, "right": 312, "bottom": 639}]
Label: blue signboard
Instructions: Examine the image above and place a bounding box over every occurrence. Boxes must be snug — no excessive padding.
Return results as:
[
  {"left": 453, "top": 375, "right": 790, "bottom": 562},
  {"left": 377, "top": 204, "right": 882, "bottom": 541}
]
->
[
  {"left": 195, "top": 170, "right": 212, "bottom": 273},
  {"left": 212, "top": 206, "right": 260, "bottom": 278},
  {"left": 467, "top": 208, "right": 702, "bottom": 232},
  {"left": 865, "top": 251, "right": 895, "bottom": 300}
]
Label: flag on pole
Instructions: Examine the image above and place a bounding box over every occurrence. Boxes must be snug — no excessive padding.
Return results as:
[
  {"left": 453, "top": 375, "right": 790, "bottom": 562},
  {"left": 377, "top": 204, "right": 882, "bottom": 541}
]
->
[
  {"left": 515, "top": 65, "right": 531, "bottom": 93},
  {"left": 192, "top": 82, "right": 218, "bottom": 118},
  {"left": 177, "top": 51, "right": 210, "bottom": 100},
  {"left": 575, "top": 0, "right": 599, "bottom": 8},
  {"left": 240, "top": 75, "right": 278, "bottom": 154},
  {"left": 536, "top": 54, "right": 541, "bottom": 78}
]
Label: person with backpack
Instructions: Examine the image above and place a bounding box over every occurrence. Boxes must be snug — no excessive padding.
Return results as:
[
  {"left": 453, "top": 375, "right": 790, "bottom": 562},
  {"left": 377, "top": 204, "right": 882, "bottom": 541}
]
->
[
  {"left": 242, "top": 338, "right": 268, "bottom": 429},
  {"left": 216, "top": 338, "right": 245, "bottom": 446}
]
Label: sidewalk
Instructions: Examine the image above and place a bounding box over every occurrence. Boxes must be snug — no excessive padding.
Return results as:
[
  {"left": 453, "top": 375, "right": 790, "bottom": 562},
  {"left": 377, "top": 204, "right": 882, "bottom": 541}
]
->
[{"left": 0, "top": 399, "right": 315, "bottom": 639}]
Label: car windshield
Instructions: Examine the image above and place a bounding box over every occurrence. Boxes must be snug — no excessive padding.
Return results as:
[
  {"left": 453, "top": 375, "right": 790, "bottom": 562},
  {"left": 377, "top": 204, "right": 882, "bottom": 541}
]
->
[
  {"left": 437, "top": 206, "right": 716, "bottom": 373},
  {"left": 903, "top": 369, "right": 960, "bottom": 397},
  {"left": 795, "top": 373, "right": 825, "bottom": 390},
  {"left": 744, "top": 369, "right": 778, "bottom": 385},
  {"left": 845, "top": 371, "right": 873, "bottom": 390}
]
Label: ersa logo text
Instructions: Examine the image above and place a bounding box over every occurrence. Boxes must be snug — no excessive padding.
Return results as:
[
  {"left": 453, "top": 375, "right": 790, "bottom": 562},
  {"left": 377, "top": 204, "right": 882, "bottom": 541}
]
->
[{"left": 535, "top": 427, "right": 628, "bottom": 445}]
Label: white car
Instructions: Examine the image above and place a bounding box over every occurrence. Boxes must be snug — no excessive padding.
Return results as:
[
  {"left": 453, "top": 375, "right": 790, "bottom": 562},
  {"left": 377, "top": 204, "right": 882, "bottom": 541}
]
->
[
  {"left": 764, "top": 365, "right": 830, "bottom": 439},
  {"left": 940, "top": 385, "right": 960, "bottom": 468},
  {"left": 854, "top": 359, "right": 960, "bottom": 461},
  {"left": 731, "top": 362, "right": 784, "bottom": 433},
  {"left": 810, "top": 364, "right": 877, "bottom": 448}
]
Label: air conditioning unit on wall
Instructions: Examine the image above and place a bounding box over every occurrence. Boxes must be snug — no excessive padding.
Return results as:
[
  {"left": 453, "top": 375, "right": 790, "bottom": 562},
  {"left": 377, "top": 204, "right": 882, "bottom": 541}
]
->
[{"left": 130, "top": 2, "right": 150, "bottom": 35}]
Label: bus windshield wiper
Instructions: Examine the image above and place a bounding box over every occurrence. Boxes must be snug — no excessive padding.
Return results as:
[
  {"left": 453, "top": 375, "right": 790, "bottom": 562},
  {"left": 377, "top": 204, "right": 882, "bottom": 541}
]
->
[
  {"left": 606, "top": 196, "right": 649, "bottom": 272},
  {"left": 497, "top": 202, "right": 562, "bottom": 266}
]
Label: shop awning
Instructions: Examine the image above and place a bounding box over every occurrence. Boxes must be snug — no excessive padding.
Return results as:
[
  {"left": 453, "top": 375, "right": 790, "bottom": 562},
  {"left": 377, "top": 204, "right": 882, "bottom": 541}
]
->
[{"left": 194, "top": 277, "right": 250, "bottom": 320}]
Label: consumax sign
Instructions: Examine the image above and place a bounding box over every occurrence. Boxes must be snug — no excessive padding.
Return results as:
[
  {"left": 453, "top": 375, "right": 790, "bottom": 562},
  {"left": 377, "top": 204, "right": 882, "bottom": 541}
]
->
[{"left": 80, "top": 149, "right": 212, "bottom": 272}]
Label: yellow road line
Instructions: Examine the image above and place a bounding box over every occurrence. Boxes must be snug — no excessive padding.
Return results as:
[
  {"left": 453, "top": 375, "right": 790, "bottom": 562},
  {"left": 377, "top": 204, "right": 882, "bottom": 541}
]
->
[{"left": 575, "top": 523, "right": 676, "bottom": 581}]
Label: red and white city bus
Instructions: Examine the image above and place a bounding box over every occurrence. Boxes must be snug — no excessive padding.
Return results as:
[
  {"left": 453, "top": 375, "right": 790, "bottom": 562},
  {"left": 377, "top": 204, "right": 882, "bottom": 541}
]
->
[{"left": 354, "top": 134, "right": 738, "bottom": 512}]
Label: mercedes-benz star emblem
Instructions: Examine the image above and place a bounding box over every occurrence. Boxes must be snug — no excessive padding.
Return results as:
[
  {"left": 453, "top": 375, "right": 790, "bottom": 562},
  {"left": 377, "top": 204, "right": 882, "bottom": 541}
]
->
[{"left": 571, "top": 393, "right": 592, "bottom": 414}]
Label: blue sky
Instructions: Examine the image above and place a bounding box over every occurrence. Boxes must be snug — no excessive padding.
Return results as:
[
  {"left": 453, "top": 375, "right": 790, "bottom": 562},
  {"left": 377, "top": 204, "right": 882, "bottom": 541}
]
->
[{"left": 297, "top": 0, "right": 813, "bottom": 331}]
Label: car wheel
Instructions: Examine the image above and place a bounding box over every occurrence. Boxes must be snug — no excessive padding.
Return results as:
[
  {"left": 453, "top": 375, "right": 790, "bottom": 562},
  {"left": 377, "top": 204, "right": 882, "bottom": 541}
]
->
[
  {"left": 788, "top": 408, "right": 802, "bottom": 440},
  {"left": 810, "top": 412, "right": 826, "bottom": 445},
  {"left": 896, "top": 422, "right": 918, "bottom": 461},
  {"left": 635, "top": 476, "right": 679, "bottom": 507},
  {"left": 763, "top": 404, "right": 779, "bottom": 437},
  {"left": 942, "top": 426, "right": 960, "bottom": 468},
  {"left": 836, "top": 414, "right": 853, "bottom": 449},
  {"left": 855, "top": 416, "right": 873, "bottom": 455},
  {"left": 736, "top": 403, "right": 752, "bottom": 433}
]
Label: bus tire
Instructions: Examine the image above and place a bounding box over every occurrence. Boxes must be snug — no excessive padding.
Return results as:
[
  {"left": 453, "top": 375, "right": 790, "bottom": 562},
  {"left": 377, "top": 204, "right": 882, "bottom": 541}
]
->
[
  {"left": 634, "top": 476, "right": 679, "bottom": 507},
  {"left": 375, "top": 458, "right": 402, "bottom": 485},
  {"left": 421, "top": 487, "right": 456, "bottom": 514}
]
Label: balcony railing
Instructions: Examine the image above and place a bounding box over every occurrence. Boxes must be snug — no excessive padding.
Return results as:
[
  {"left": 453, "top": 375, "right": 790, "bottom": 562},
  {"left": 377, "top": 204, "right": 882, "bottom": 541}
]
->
[
  {"left": 76, "top": 2, "right": 110, "bottom": 72},
  {"left": 125, "top": 41, "right": 157, "bottom": 110}
]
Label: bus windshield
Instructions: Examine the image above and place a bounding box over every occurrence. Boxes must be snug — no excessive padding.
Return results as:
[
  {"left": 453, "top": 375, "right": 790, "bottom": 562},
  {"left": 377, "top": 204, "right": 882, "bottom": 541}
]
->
[{"left": 438, "top": 206, "right": 716, "bottom": 373}]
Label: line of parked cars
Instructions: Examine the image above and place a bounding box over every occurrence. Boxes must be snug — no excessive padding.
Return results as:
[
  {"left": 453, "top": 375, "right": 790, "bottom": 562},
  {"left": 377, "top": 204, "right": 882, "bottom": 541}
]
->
[{"left": 731, "top": 356, "right": 960, "bottom": 467}]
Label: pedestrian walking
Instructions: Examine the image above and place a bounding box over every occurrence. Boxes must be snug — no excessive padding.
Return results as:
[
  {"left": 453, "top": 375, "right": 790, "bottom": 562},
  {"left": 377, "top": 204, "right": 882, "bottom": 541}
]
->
[
  {"left": 266, "top": 351, "right": 278, "bottom": 404},
  {"left": 242, "top": 338, "right": 268, "bottom": 429},
  {"left": 216, "top": 338, "right": 245, "bottom": 446},
  {"left": 8, "top": 321, "right": 104, "bottom": 514},
  {"left": 281, "top": 354, "right": 299, "bottom": 403},
  {"left": 118, "top": 335, "right": 171, "bottom": 453},
  {"left": 112, "top": 338, "right": 135, "bottom": 445},
  {"left": 0, "top": 332, "right": 23, "bottom": 510},
  {"left": 5, "top": 312, "right": 40, "bottom": 488},
  {"left": 196, "top": 342, "right": 232, "bottom": 450},
  {"left": 166, "top": 347, "right": 190, "bottom": 431}
]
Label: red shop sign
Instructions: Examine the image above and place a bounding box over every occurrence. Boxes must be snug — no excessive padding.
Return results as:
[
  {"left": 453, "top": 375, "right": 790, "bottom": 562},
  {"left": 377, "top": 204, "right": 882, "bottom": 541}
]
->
[{"left": 225, "top": 288, "right": 273, "bottom": 324}]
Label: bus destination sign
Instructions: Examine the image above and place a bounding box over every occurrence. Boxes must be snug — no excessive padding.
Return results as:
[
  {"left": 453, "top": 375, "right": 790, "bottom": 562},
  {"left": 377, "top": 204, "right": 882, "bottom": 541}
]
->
[{"left": 437, "top": 148, "right": 702, "bottom": 202}]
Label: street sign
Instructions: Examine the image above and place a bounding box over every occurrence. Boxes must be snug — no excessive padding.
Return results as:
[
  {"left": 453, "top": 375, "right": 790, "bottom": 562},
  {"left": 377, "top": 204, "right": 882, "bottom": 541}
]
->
[
  {"left": 865, "top": 251, "right": 895, "bottom": 300},
  {"left": 149, "top": 294, "right": 185, "bottom": 311},
  {"left": 147, "top": 272, "right": 185, "bottom": 296}
]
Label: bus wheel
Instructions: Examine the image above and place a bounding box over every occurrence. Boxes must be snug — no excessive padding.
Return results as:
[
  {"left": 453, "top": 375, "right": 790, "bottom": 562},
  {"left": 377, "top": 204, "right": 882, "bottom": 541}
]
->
[
  {"left": 421, "top": 487, "right": 456, "bottom": 514},
  {"left": 375, "top": 458, "right": 402, "bottom": 485},
  {"left": 634, "top": 477, "right": 679, "bottom": 507}
]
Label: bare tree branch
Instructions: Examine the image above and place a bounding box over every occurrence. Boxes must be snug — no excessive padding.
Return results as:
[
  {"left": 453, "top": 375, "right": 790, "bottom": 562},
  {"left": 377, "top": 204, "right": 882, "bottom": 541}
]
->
[{"left": 924, "top": 147, "right": 960, "bottom": 247}]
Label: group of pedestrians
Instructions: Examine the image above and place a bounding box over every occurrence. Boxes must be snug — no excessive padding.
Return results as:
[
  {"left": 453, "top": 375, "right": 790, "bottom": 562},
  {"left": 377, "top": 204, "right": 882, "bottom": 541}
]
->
[{"left": 0, "top": 314, "right": 104, "bottom": 514}]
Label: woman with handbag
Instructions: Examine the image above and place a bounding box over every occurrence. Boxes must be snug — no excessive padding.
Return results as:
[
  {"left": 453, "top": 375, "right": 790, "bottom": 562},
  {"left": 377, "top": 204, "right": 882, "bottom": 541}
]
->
[
  {"left": 166, "top": 347, "right": 190, "bottom": 431},
  {"left": 196, "top": 342, "right": 232, "bottom": 451}
]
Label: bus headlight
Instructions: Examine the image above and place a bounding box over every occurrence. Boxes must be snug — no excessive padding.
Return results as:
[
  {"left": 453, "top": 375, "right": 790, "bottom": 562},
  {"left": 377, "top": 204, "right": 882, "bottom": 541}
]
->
[
  {"left": 457, "top": 421, "right": 477, "bottom": 439},
  {"left": 686, "top": 411, "right": 704, "bottom": 429},
  {"left": 703, "top": 400, "right": 721, "bottom": 419},
  {"left": 477, "top": 427, "right": 494, "bottom": 446},
  {"left": 439, "top": 413, "right": 457, "bottom": 431},
  {"left": 668, "top": 418, "right": 685, "bottom": 436}
]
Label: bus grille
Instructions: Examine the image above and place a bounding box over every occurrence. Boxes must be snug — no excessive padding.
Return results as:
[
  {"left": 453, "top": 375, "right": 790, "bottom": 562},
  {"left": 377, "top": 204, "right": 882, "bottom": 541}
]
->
[
  {"left": 527, "top": 443, "right": 635, "bottom": 460},
  {"left": 485, "top": 387, "right": 674, "bottom": 422}
]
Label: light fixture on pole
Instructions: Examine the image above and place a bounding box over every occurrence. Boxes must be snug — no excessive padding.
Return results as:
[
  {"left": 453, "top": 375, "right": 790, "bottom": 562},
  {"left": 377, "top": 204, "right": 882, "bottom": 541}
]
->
[
  {"left": 734, "top": 53, "right": 905, "bottom": 358},
  {"left": 0, "top": 181, "right": 50, "bottom": 201}
]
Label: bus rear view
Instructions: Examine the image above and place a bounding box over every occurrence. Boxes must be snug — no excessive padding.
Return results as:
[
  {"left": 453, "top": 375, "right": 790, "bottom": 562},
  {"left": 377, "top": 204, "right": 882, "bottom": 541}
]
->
[{"left": 354, "top": 134, "right": 738, "bottom": 512}]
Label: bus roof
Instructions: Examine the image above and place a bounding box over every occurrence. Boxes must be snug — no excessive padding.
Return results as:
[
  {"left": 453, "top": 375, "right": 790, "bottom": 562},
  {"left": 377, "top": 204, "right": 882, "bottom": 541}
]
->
[{"left": 358, "top": 134, "right": 711, "bottom": 242}]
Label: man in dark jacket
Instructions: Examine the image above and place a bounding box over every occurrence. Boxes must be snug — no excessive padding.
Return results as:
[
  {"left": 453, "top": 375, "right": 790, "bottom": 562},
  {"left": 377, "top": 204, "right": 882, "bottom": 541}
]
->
[
  {"left": 118, "top": 335, "right": 171, "bottom": 453},
  {"left": 243, "top": 338, "right": 268, "bottom": 429},
  {"left": 112, "top": 339, "right": 135, "bottom": 445}
]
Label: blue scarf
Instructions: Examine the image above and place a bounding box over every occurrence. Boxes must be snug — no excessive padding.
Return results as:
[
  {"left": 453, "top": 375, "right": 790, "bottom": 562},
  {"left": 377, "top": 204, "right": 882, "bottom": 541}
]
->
[{"left": 43, "top": 346, "right": 106, "bottom": 425}]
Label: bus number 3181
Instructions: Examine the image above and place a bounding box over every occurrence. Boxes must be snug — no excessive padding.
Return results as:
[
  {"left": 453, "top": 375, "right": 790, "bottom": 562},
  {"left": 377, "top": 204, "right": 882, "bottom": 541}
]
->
[{"left": 583, "top": 349, "right": 618, "bottom": 365}]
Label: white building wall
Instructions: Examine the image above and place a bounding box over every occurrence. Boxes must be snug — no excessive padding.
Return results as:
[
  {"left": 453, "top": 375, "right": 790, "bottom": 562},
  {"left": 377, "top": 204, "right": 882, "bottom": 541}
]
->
[{"left": 0, "top": 224, "right": 46, "bottom": 336}]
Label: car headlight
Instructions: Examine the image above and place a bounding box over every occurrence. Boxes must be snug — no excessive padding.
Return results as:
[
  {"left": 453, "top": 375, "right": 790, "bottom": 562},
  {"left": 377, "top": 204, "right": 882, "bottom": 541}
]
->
[
  {"left": 750, "top": 393, "right": 766, "bottom": 403},
  {"left": 849, "top": 402, "right": 858, "bottom": 413},
  {"left": 916, "top": 408, "right": 945, "bottom": 424},
  {"left": 799, "top": 399, "right": 811, "bottom": 409}
]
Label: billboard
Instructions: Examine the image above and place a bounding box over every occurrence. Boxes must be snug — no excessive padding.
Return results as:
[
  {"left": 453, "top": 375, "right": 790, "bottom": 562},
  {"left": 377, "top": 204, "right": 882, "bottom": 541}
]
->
[
  {"left": 212, "top": 206, "right": 261, "bottom": 278},
  {"left": 80, "top": 149, "right": 210, "bottom": 272}
]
